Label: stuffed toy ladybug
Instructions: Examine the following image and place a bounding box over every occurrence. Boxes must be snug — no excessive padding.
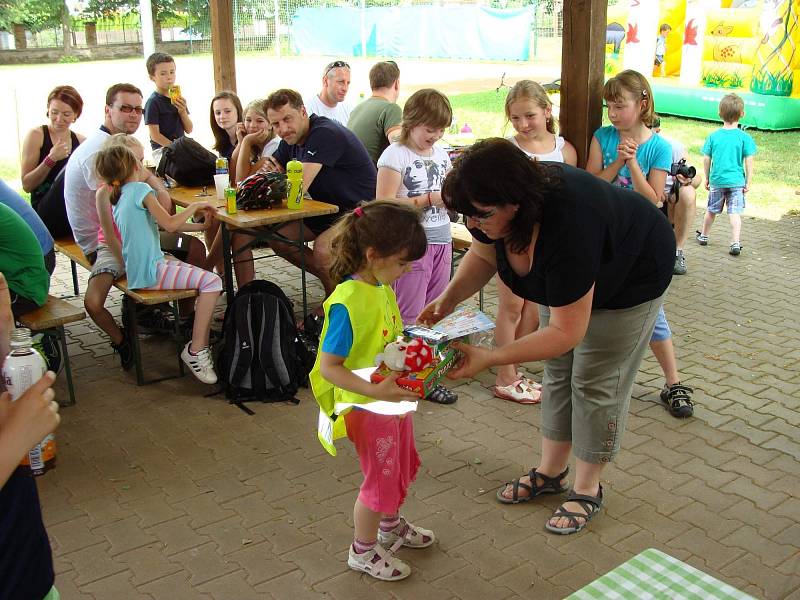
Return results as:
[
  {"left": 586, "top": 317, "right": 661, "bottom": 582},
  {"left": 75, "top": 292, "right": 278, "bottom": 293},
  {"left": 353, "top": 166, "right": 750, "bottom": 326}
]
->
[{"left": 379, "top": 336, "right": 435, "bottom": 372}]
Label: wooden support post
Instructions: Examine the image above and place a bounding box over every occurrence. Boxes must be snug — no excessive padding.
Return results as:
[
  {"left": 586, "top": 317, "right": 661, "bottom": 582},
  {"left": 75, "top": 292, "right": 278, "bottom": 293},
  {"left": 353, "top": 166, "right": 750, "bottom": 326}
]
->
[
  {"left": 559, "top": 0, "right": 608, "bottom": 168},
  {"left": 210, "top": 0, "right": 237, "bottom": 93}
]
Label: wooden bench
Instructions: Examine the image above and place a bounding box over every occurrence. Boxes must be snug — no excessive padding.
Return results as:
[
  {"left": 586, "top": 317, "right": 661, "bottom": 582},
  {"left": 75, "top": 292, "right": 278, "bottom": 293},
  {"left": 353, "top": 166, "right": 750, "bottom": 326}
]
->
[
  {"left": 54, "top": 238, "right": 198, "bottom": 385},
  {"left": 19, "top": 295, "right": 86, "bottom": 406},
  {"left": 450, "top": 222, "right": 484, "bottom": 310}
]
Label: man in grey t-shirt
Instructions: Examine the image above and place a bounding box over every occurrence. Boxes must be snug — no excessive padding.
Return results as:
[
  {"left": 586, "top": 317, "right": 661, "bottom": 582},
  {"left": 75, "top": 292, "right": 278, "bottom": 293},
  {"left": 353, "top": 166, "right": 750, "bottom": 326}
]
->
[{"left": 347, "top": 61, "right": 402, "bottom": 164}]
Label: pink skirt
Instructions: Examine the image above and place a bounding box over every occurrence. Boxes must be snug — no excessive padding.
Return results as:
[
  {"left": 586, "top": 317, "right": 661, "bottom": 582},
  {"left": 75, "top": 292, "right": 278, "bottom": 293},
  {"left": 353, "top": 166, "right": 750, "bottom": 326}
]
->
[{"left": 345, "top": 409, "right": 420, "bottom": 515}]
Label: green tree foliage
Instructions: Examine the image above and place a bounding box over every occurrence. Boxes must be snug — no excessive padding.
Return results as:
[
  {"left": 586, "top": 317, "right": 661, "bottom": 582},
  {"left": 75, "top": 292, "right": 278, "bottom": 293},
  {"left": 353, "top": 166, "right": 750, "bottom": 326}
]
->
[{"left": 0, "top": 0, "right": 64, "bottom": 32}]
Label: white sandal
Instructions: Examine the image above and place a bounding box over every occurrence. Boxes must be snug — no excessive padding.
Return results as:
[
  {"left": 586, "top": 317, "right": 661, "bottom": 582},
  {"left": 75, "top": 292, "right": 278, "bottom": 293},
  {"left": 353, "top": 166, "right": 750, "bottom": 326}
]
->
[
  {"left": 347, "top": 543, "right": 411, "bottom": 581},
  {"left": 378, "top": 516, "right": 435, "bottom": 549},
  {"left": 494, "top": 379, "right": 542, "bottom": 404}
]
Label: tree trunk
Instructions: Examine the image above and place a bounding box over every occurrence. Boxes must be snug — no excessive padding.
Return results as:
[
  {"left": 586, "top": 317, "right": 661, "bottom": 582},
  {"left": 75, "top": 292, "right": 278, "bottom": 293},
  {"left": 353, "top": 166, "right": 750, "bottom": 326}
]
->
[
  {"left": 85, "top": 22, "right": 97, "bottom": 46},
  {"left": 61, "top": 0, "right": 73, "bottom": 55},
  {"left": 13, "top": 24, "right": 26, "bottom": 49}
]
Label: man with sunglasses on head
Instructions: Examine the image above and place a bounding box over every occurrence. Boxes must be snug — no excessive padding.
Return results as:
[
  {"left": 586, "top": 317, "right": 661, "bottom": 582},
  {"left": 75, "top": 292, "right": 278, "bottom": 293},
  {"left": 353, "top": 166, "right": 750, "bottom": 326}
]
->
[
  {"left": 304, "top": 60, "right": 353, "bottom": 126},
  {"left": 64, "top": 83, "right": 206, "bottom": 370}
]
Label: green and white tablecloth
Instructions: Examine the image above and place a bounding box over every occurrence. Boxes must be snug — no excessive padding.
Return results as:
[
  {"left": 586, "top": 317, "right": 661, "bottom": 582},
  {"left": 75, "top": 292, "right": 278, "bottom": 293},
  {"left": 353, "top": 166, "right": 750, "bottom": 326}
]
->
[{"left": 567, "top": 548, "right": 756, "bottom": 600}]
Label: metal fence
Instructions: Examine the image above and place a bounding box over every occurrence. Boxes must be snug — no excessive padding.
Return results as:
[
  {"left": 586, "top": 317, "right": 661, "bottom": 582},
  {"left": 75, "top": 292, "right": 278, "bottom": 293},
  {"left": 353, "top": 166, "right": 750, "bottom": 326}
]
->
[{"left": 10, "top": 0, "right": 563, "bottom": 60}]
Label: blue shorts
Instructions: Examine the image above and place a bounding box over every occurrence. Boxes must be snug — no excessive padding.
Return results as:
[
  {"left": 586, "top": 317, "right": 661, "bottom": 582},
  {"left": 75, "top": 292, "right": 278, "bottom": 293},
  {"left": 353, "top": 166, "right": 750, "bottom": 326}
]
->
[
  {"left": 707, "top": 187, "right": 745, "bottom": 215},
  {"left": 650, "top": 305, "right": 672, "bottom": 342}
]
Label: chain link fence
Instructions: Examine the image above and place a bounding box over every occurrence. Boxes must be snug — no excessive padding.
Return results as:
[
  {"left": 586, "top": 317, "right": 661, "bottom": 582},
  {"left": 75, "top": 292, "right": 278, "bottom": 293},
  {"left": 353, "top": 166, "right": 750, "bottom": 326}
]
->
[{"left": 7, "top": 0, "right": 563, "bottom": 60}]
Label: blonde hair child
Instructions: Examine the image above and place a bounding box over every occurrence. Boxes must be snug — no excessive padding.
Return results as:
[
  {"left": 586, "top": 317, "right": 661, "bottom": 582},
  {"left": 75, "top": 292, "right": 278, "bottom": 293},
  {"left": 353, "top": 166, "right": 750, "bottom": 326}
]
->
[
  {"left": 94, "top": 134, "right": 222, "bottom": 384},
  {"left": 490, "top": 80, "right": 578, "bottom": 404},
  {"left": 586, "top": 69, "right": 669, "bottom": 204},
  {"left": 232, "top": 99, "right": 279, "bottom": 183}
]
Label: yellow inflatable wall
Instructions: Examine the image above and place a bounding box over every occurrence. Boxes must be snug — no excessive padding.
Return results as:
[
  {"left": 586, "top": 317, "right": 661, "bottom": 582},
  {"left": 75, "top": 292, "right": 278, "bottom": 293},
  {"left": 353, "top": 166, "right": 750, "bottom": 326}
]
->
[{"left": 605, "top": 0, "right": 800, "bottom": 99}]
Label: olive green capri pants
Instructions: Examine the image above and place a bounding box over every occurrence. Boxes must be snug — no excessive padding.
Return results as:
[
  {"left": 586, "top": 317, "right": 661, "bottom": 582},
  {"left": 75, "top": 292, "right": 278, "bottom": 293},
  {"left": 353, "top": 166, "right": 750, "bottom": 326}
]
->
[{"left": 538, "top": 294, "right": 663, "bottom": 465}]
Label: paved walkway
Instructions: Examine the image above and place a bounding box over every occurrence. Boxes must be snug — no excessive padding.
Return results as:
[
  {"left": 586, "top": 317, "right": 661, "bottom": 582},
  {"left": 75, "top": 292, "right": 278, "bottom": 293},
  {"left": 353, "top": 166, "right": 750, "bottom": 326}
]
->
[{"left": 38, "top": 212, "right": 800, "bottom": 599}]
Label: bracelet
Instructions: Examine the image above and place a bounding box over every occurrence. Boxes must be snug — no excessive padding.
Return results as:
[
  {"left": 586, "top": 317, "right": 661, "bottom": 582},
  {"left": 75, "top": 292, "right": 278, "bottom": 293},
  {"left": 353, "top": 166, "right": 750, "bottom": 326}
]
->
[
  {"left": 427, "top": 192, "right": 432, "bottom": 207},
  {"left": 43, "top": 155, "right": 57, "bottom": 169}
]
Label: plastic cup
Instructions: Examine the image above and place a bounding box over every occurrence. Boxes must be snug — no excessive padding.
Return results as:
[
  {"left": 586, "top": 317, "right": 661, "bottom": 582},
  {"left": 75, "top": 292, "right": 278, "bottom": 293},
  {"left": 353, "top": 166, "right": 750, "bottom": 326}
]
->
[{"left": 213, "top": 174, "right": 228, "bottom": 200}]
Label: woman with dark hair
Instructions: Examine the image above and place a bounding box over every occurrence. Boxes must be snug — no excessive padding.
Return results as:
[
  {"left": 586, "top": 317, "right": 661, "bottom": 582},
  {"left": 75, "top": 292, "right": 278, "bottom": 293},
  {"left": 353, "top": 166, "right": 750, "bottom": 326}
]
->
[
  {"left": 20, "top": 85, "right": 85, "bottom": 211},
  {"left": 420, "top": 138, "right": 675, "bottom": 535},
  {"left": 209, "top": 91, "right": 244, "bottom": 161}
]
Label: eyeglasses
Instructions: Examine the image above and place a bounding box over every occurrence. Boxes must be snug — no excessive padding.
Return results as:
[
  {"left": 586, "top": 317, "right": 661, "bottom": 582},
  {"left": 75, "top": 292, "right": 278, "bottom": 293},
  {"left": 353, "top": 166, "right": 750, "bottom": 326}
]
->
[
  {"left": 115, "top": 104, "right": 144, "bottom": 115},
  {"left": 324, "top": 60, "right": 350, "bottom": 76},
  {"left": 471, "top": 208, "right": 497, "bottom": 223}
]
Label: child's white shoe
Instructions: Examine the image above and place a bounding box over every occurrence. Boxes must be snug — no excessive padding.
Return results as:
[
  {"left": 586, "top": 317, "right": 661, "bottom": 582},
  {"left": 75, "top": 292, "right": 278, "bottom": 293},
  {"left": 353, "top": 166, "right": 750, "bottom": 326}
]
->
[
  {"left": 347, "top": 543, "right": 411, "bottom": 581},
  {"left": 378, "top": 516, "right": 435, "bottom": 549},
  {"left": 181, "top": 343, "right": 217, "bottom": 384}
]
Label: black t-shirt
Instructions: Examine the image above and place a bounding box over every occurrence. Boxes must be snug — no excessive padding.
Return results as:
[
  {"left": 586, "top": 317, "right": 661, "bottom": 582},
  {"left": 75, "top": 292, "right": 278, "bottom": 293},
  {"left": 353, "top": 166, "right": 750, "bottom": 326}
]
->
[
  {"left": 272, "top": 115, "right": 377, "bottom": 211},
  {"left": 470, "top": 164, "right": 675, "bottom": 310},
  {"left": 144, "top": 91, "right": 185, "bottom": 151},
  {"left": 0, "top": 469, "right": 54, "bottom": 600}
]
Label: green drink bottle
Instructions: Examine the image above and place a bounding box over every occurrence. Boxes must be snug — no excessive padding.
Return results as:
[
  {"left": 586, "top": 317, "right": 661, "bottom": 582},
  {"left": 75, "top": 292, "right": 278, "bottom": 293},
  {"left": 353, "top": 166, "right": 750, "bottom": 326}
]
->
[{"left": 286, "top": 159, "right": 304, "bottom": 210}]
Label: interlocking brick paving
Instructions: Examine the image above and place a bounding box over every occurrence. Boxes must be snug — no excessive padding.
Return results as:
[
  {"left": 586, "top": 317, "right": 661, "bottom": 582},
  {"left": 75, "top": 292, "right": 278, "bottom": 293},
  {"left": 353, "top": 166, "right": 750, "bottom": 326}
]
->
[{"left": 36, "top": 212, "right": 800, "bottom": 599}]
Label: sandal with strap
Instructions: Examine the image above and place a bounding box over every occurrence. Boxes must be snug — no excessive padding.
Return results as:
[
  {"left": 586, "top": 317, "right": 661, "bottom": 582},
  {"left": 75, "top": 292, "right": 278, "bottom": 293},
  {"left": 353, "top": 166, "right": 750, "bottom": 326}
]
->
[
  {"left": 545, "top": 485, "right": 603, "bottom": 535},
  {"left": 378, "top": 516, "right": 435, "bottom": 549},
  {"left": 660, "top": 382, "right": 694, "bottom": 418},
  {"left": 494, "top": 379, "right": 542, "bottom": 404},
  {"left": 427, "top": 384, "right": 458, "bottom": 404},
  {"left": 347, "top": 543, "right": 411, "bottom": 581},
  {"left": 496, "top": 467, "right": 569, "bottom": 504}
]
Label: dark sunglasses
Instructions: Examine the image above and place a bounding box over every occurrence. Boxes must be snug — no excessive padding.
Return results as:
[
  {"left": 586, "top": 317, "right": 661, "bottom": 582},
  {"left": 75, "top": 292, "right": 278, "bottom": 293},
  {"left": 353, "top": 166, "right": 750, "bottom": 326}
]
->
[
  {"left": 115, "top": 104, "right": 144, "bottom": 115},
  {"left": 324, "top": 60, "right": 350, "bottom": 76}
]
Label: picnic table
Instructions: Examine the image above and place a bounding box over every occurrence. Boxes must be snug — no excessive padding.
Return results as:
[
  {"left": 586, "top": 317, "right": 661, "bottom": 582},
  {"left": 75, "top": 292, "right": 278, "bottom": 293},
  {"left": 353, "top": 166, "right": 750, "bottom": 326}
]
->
[
  {"left": 170, "top": 186, "right": 338, "bottom": 317},
  {"left": 566, "top": 548, "right": 756, "bottom": 600}
]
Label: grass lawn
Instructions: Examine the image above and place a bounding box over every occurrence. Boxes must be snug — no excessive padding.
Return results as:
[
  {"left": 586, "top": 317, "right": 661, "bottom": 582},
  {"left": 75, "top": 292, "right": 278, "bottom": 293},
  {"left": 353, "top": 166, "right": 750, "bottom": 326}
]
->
[{"left": 445, "top": 89, "right": 800, "bottom": 221}]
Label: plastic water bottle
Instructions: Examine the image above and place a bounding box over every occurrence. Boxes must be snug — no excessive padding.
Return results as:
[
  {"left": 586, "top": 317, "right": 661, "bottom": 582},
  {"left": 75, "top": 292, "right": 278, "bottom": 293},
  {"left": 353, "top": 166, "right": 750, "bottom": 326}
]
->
[
  {"left": 215, "top": 157, "right": 229, "bottom": 176},
  {"left": 286, "top": 160, "right": 304, "bottom": 210},
  {"left": 2, "top": 328, "right": 56, "bottom": 476}
]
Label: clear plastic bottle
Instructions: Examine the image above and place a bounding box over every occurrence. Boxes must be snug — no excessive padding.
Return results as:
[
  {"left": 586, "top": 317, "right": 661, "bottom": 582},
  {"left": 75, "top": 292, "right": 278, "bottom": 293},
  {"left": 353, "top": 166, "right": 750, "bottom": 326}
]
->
[{"left": 2, "top": 328, "right": 56, "bottom": 476}]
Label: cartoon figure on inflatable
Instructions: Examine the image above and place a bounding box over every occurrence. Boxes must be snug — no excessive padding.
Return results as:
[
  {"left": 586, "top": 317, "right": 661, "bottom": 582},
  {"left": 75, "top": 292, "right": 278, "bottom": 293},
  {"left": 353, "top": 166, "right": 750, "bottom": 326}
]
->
[{"left": 606, "top": 0, "right": 800, "bottom": 129}]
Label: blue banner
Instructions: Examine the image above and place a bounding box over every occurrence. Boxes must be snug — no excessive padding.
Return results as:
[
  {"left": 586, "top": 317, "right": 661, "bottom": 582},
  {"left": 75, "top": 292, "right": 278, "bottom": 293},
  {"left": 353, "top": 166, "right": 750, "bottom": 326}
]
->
[{"left": 290, "top": 5, "right": 533, "bottom": 61}]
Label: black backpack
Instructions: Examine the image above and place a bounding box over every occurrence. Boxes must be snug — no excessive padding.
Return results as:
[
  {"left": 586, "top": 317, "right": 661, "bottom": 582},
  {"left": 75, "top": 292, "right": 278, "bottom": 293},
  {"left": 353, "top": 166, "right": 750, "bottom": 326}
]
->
[
  {"left": 217, "top": 280, "right": 313, "bottom": 413},
  {"left": 157, "top": 136, "right": 216, "bottom": 187}
]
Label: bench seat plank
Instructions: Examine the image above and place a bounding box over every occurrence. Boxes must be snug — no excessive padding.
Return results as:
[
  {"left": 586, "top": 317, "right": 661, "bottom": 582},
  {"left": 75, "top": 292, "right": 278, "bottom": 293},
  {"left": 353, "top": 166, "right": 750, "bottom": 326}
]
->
[
  {"left": 19, "top": 296, "right": 85, "bottom": 331},
  {"left": 54, "top": 238, "right": 198, "bottom": 304}
]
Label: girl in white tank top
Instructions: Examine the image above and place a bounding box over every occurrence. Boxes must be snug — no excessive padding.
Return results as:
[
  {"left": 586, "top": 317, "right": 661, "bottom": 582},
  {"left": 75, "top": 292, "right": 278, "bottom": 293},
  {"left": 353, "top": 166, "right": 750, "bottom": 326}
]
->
[{"left": 492, "top": 81, "right": 577, "bottom": 404}]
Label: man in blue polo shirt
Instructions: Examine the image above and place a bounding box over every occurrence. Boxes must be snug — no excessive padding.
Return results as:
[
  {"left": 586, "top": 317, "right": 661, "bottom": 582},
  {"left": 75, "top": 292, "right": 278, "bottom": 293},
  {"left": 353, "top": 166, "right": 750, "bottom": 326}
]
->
[{"left": 264, "top": 88, "right": 377, "bottom": 299}]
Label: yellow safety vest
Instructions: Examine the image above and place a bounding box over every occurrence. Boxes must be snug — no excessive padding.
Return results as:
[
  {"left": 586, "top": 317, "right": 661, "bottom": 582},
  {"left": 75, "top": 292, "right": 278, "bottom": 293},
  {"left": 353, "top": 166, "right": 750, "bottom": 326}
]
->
[{"left": 310, "top": 279, "right": 403, "bottom": 456}]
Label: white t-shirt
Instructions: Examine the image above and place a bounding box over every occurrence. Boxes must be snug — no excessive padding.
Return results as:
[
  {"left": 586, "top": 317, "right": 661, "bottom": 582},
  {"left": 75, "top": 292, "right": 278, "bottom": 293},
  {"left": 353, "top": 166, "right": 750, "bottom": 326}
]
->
[
  {"left": 304, "top": 94, "right": 352, "bottom": 126},
  {"left": 508, "top": 134, "right": 567, "bottom": 162},
  {"left": 260, "top": 136, "right": 281, "bottom": 158},
  {"left": 377, "top": 143, "right": 452, "bottom": 244},
  {"left": 64, "top": 128, "right": 110, "bottom": 255}
]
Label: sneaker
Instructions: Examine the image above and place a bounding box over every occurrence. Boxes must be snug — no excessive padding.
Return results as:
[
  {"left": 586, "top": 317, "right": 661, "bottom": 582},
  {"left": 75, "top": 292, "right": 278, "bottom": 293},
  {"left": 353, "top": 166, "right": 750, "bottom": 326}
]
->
[
  {"left": 659, "top": 382, "right": 694, "bottom": 418},
  {"left": 378, "top": 517, "right": 436, "bottom": 549},
  {"left": 673, "top": 251, "right": 687, "bottom": 275},
  {"left": 181, "top": 343, "right": 217, "bottom": 384},
  {"left": 33, "top": 332, "right": 63, "bottom": 374},
  {"left": 729, "top": 242, "right": 742, "bottom": 256},
  {"left": 347, "top": 543, "right": 411, "bottom": 581},
  {"left": 111, "top": 328, "right": 135, "bottom": 371},
  {"left": 695, "top": 231, "right": 708, "bottom": 246},
  {"left": 427, "top": 384, "right": 458, "bottom": 404}
]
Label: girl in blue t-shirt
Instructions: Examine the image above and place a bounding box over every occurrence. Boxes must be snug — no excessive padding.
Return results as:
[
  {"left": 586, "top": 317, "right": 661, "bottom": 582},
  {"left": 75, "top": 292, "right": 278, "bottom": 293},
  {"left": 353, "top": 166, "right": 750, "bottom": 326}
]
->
[
  {"left": 94, "top": 135, "right": 222, "bottom": 385},
  {"left": 587, "top": 71, "right": 694, "bottom": 420},
  {"left": 586, "top": 69, "right": 670, "bottom": 204}
]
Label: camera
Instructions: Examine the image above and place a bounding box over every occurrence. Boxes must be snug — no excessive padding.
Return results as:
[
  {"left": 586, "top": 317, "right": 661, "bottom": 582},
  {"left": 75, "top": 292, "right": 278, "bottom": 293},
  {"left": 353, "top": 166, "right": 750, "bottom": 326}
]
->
[{"left": 670, "top": 158, "right": 696, "bottom": 180}]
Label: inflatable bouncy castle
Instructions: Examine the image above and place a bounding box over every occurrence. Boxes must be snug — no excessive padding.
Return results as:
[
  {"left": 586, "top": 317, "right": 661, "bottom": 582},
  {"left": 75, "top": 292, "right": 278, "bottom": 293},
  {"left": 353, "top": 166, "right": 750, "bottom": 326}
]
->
[{"left": 606, "top": 0, "right": 800, "bottom": 129}]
